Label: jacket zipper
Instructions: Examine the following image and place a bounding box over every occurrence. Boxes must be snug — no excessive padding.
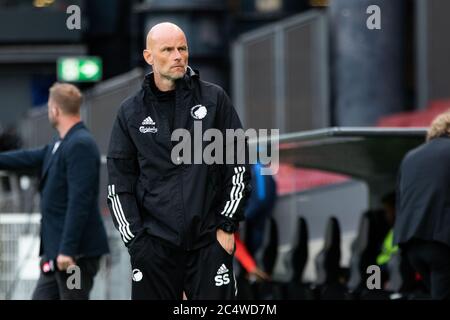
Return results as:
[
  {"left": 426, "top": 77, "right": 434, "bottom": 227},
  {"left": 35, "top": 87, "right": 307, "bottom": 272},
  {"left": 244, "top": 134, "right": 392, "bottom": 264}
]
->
[{"left": 174, "top": 86, "right": 191, "bottom": 251}]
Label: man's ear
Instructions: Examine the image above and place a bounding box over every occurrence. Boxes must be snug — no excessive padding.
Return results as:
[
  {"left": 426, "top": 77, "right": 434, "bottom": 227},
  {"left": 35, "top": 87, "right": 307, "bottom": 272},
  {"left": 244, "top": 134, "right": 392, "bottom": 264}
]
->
[
  {"left": 53, "top": 104, "right": 61, "bottom": 118},
  {"left": 143, "top": 49, "right": 153, "bottom": 65}
]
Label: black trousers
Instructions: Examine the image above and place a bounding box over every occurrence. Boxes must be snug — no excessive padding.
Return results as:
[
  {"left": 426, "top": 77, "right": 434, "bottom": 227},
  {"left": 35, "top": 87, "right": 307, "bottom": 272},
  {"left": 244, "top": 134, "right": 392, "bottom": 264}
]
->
[
  {"left": 404, "top": 239, "right": 450, "bottom": 300},
  {"left": 129, "top": 234, "right": 236, "bottom": 300},
  {"left": 31, "top": 256, "right": 100, "bottom": 300}
]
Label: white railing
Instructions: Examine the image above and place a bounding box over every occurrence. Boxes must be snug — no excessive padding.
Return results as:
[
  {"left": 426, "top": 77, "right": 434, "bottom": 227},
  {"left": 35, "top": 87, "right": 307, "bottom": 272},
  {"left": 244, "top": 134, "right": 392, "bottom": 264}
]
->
[{"left": 0, "top": 213, "right": 131, "bottom": 300}]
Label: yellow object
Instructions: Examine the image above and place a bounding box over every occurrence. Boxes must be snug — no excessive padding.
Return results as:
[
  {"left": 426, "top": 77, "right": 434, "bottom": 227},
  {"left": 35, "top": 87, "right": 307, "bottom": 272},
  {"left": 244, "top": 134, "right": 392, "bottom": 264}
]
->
[{"left": 377, "top": 229, "right": 398, "bottom": 265}]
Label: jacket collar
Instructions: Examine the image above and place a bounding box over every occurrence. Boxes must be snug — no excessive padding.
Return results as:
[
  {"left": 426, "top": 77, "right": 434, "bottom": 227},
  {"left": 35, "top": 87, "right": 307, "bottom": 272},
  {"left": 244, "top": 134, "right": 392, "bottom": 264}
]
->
[
  {"left": 40, "top": 122, "right": 85, "bottom": 184},
  {"left": 142, "top": 66, "right": 199, "bottom": 95},
  {"left": 61, "top": 121, "right": 85, "bottom": 141}
]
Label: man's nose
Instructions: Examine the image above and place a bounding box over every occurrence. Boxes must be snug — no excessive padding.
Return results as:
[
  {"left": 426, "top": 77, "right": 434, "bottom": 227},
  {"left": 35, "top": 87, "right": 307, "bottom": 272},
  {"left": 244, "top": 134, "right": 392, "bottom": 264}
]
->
[{"left": 173, "top": 49, "right": 182, "bottom": 60}]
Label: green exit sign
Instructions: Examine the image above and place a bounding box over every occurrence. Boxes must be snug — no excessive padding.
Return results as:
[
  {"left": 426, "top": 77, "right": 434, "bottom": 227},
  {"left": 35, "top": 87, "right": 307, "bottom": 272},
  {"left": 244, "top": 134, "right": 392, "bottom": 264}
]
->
[{"left": 57, "top": 57, "right": 102, "bottom": 82}]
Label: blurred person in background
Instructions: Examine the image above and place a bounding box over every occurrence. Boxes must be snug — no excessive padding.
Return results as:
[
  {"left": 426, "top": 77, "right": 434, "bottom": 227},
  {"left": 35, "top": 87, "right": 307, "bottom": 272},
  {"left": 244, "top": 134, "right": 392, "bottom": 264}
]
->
[
  {"left": 107, "top": 22, "right": 251, "bottom": 300},
  {"left": 243, "top": 162, "right": 277, "bottom": 256},
  {"left": 233, "top": 162, "right": 276, "bottom": 300},
  {"left": 0, "top": 83, "right": 109, "bottom": 300},
  {"left": 394, "top": 112, "right": 450, "bottom": 300},
  {"left": 234, "top": 161, "right": 277, "bottom": 284},
  {"left": 376, "top": 192, "right": 398, "bottom": 287}
]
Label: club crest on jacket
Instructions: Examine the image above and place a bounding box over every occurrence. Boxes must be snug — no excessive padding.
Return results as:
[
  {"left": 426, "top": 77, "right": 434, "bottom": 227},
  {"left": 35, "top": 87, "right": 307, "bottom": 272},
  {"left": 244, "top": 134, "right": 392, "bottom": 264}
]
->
[{"left": 191, "top": 105, "right": 207, "bottom": 120}]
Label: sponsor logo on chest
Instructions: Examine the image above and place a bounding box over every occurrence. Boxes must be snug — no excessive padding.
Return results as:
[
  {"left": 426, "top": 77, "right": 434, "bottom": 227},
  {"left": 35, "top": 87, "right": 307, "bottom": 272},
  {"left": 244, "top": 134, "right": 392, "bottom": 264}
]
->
[{"left": 139, "top": 116, "right": 157, "bottom": 134}]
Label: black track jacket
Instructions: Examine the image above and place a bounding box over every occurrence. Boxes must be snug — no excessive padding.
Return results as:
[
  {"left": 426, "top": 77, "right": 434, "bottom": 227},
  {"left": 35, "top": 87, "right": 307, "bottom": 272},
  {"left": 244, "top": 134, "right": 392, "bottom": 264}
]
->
[{"left": 107, "top": 67, "right": 252, "bottom": 251}]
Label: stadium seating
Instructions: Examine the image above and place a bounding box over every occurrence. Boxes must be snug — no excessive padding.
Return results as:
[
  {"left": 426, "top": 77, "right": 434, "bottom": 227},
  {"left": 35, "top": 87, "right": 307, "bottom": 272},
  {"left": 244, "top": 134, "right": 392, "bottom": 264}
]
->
[
  {"left": 282, "top": 216, "right": 314, "bottom": 299},
  {"left": 347, "top": 210, "right": 389, "bottom": 298},
  {"left": 312, "top": 216, "right": 347, "bottom": 299}
]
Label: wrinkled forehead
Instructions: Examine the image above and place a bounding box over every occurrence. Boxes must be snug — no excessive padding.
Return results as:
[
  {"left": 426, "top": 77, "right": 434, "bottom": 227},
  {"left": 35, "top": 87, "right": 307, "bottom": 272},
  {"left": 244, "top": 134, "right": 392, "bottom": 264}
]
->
[{"left": 148, "top": 29, "right": 188, "bottom": 49}]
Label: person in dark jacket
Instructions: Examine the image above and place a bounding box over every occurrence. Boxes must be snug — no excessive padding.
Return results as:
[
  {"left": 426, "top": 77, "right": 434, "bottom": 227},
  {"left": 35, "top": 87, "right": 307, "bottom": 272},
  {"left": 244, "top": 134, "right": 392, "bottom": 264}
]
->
[
  {"left": 394, "top": 111, "right": 450, "bottom": 300},
  {"left": 244, "top": 162, "right": 277, "bottom": 255},
  {"left": 107, "top": 22, "right": 252, "bottom": 300},
  {"left": 0, "top": 83, "right": 109, "bottom": 300}
]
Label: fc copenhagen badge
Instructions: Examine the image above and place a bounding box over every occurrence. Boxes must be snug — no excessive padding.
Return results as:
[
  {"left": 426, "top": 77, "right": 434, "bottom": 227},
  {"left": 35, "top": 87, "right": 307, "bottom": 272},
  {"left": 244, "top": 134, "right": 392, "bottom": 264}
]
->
[
  {"left": 191, "top": 104, "right": 207, "bottom": 120},
  {"left": 132, "top": 269, "right": 143, "bottom": 282}
]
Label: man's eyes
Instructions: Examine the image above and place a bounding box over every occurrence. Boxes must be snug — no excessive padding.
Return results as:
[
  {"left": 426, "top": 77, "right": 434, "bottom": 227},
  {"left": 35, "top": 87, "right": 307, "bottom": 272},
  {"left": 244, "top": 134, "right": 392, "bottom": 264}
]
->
[{"left": 162, "top": 47, "right": 187, "bottom": 52}]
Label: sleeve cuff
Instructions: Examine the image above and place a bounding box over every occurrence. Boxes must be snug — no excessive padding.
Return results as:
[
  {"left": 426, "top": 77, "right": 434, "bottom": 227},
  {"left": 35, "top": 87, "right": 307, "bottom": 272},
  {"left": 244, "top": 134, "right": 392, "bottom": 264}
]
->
[{"left": 217, "top": 216, "right": 239, "bottom": 233}]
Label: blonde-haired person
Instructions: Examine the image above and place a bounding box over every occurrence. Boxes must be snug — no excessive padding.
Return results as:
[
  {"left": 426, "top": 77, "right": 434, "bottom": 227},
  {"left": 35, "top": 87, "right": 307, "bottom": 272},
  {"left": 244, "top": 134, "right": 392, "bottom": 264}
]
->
[
  {"left": 394, "top": 111, "right": 450, "bottom": 300},
  {"left": 0, "top": 82, "right": 109, "bottom": 299},
  {"left": 426, "top": 111, "right": 450, "bottom": 141}
]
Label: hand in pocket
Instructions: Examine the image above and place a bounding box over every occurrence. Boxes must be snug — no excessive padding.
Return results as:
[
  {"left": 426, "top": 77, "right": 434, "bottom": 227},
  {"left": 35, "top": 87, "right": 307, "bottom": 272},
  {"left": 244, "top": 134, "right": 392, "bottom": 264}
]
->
[{"left": 216, "top": 229, "right": 235, "bottom": 255}]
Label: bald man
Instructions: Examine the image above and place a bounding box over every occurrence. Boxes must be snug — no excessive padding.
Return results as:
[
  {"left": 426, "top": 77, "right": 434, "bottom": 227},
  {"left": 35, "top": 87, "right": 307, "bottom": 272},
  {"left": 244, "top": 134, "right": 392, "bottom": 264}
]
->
[{"left": 107, "top": 23, "right": 251, "bottom": 300}]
